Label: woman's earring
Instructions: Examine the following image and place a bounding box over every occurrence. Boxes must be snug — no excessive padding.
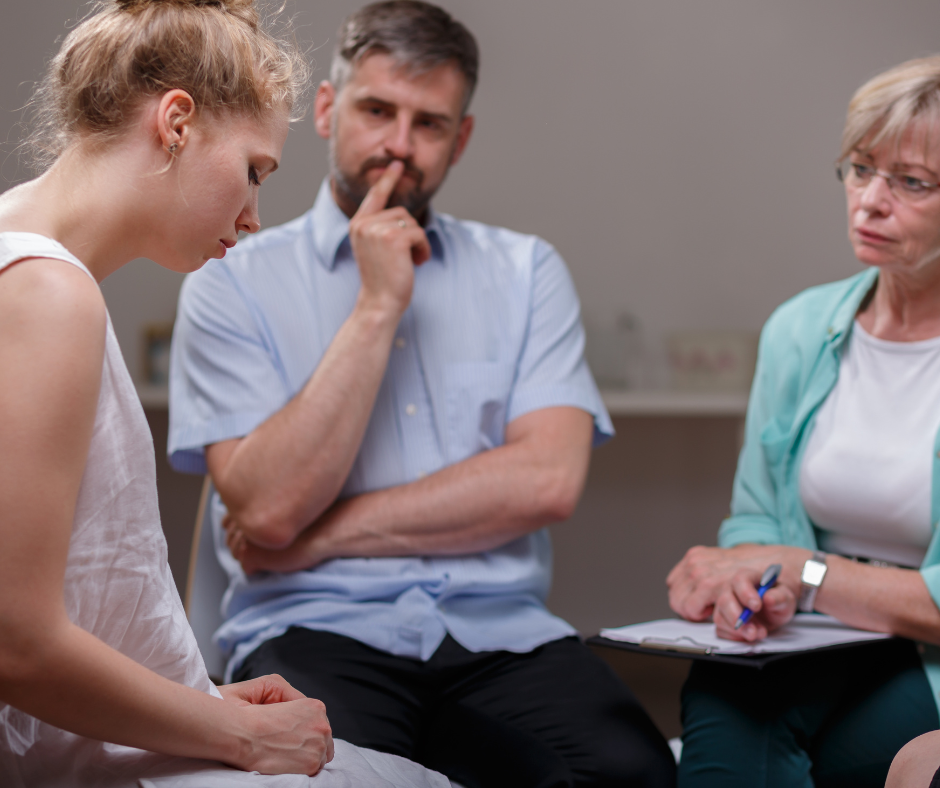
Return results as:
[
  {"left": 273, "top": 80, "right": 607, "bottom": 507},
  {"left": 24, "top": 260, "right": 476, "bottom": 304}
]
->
[{"left": 168, "top": 142, "right": 179, "bottom": 154}]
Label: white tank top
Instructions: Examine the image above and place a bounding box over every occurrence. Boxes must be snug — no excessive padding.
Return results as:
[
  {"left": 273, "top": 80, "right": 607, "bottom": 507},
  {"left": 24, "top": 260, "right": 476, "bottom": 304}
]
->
[
  {"left": 800, "top": 320, "right": 940, "bottom": 568},
  {"left": 0, "top": 233, "right": 218, "bottom": 787},
  {"left": 0, "top": 233, "right": 451, "bottom": 788}
]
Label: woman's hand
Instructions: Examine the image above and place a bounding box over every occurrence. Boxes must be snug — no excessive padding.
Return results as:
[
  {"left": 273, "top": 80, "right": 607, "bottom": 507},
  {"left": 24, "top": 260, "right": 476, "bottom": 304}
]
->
[
  {"left": 712, "top": 567, "right": 797, "bottom": 641},
  {"left": 219, "top": 674, "right": 334, "bottom": 776},
  {"left": 229, "top": 695, "right": 334, "bottom": 776},
  {"left": 669, "top": 546, "right": 940, "bottom": 645},
  {"left": 667, "top": 544, "right": 809, "bottom": 623},
  {"left": 219, "top": 673, "right": 306, "bottom": 706}
]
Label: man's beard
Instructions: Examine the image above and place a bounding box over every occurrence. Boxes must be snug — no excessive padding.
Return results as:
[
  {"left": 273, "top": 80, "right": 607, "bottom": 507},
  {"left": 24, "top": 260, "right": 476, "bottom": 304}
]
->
[{"left": 331, "top": 143, "right": 436, "bottom": 219}]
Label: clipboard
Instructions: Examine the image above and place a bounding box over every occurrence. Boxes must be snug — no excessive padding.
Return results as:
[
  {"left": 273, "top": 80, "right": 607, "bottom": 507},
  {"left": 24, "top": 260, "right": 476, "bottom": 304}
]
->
[
  {"left": 588, "top": 614, "right": 897, "bottom": 669},
  {"left": 587, "top": 634, "right": 801, "bottom": 668}
]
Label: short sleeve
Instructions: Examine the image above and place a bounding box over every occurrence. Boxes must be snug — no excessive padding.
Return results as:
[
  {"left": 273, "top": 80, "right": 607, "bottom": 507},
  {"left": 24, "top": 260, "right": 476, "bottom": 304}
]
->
[
  {"left": 507, "top": 242, "right": 614, "bottom": 446},
  {"left": 168, "top": 262, "right": 289, "bottom": 474}
]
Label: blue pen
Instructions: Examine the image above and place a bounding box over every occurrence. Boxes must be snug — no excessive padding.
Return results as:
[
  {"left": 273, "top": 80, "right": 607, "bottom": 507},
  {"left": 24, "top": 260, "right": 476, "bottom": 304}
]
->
[{"left": 734, "top": 563, "right": 783, "bottom": 630}]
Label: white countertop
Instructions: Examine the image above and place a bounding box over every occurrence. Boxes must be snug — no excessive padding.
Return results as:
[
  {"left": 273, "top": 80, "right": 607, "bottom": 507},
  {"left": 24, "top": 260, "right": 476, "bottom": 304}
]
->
[
  {"left": 600, "top": 388, "right": 748, "bottom": 417},
  {"left": 135, "top": 383, "right": 748, "bottom": 417}
]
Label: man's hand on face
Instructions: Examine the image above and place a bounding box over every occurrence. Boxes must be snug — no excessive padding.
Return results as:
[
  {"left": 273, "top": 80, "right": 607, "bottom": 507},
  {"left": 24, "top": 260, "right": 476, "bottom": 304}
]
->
[{"left": 348, "top": 160, "right": 431, "bottom": 318}]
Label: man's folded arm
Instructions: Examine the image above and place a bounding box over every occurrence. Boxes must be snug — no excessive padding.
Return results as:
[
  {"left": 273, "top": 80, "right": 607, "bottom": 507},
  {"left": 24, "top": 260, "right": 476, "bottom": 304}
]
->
[
  {"left": 225, "top": 405, "right": 594, "bottom": 574},
  {"left": 206, "top": 165, "right": 435, "bottom": 551},
  {"left": 206, "top": 299, "right": 401, "bottom": 550}
]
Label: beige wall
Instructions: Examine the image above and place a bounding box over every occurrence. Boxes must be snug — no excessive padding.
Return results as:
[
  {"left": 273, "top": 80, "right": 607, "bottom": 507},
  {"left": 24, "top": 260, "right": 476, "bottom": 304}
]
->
[
  {"left": 4, "top": 1, "right": 940, "bottom": 632},
  {"left": 6, "top": 1, "right": 940, "bottom": 374}
]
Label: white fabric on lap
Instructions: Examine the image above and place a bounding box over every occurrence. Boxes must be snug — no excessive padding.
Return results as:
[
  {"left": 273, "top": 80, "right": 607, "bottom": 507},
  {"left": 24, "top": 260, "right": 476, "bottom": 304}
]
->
[{"left": 138, "top": 739, "right": 452, "bottom": 788}]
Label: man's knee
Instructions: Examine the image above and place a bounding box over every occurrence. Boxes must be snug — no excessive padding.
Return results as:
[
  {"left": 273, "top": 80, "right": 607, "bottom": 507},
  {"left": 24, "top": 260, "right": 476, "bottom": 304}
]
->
[
  {"left": 532, "top": 640, "right": 676, "bottom": 786},
  {"left": 585, "top": 740, "right": 677, "bottom": 788},
  {"left": 579, "top": 708, "right": 677, "bottom": 788}
]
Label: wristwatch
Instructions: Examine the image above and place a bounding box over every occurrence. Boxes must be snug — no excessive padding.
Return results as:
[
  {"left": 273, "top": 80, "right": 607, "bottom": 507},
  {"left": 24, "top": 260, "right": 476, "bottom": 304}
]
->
[{"left": 798, "top": 551, "right": 828, "bottom": 612}]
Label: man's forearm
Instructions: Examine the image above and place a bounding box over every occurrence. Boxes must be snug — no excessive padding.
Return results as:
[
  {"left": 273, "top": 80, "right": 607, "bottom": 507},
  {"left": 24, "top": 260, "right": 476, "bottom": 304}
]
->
[
  {"left": 314, "top": 440, "right": 578, "bottom": 559},
  {"left": 209, "top": 166, "right": 430, "bottom": 550},
  {"left": 231, "top": 408, "right": 594, "bottom": 573},
  {"left": 210, "top": 299, "right": 401, "bottom": 549}
]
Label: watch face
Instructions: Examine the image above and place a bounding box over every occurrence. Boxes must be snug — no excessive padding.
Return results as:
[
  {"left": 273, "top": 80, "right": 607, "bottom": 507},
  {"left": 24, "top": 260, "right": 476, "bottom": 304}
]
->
[{"left": 802, "top": 560, "right": 827, "bottom": 586}]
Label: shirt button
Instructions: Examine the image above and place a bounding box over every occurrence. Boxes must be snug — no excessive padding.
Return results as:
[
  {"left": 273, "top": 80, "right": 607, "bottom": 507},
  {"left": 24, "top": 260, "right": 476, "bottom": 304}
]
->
[
  {"left": 395, "top": 337, "right": 406, "bottom": 349},
  {"left": 405, "top": 403, "right": 417, "bottom": 416},
  {"left": 417, "top": 471, "right": 427, "bottom": 479}
]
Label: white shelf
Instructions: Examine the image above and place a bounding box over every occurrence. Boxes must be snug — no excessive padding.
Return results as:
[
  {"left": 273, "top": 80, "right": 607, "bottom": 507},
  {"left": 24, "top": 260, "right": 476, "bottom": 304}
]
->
[
  {"left": 136, "top": 383, "right": 748, "bottom": 417},
  {"left": 601, "top": 389, "right": 748, "bottom": 417},
  {"left": 136, "top": 383, "right": 169, "bottom": 410}
]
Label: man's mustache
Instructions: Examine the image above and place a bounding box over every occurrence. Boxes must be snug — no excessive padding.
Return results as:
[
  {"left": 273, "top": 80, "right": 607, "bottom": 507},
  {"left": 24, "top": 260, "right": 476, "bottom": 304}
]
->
[{"left": 359, "top": 157, "right": 425, "bottom": 188}]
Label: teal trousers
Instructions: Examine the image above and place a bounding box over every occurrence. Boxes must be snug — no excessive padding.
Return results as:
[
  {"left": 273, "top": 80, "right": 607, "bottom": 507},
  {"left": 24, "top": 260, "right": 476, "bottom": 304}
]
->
[{"left": 678, "top": 638, "right": 938, "bottom": 788}]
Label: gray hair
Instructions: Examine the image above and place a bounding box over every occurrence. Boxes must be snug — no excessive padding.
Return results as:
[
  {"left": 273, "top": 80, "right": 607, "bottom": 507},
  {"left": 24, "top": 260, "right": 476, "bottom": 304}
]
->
[
  {"left": 841, "top": 55, "right": 940, "bottom": 159},
  {"left": 329, "top": 0, "right": 479, "bottom": 115},
  {"left": 26, "top": 0, "right": 309, "bottom": 172}
]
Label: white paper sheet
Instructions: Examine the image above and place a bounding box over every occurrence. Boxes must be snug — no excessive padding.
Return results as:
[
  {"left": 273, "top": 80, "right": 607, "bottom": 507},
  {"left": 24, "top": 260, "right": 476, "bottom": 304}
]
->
[{"left": 599, "top": 614, "right": 890, "bottom": 655}]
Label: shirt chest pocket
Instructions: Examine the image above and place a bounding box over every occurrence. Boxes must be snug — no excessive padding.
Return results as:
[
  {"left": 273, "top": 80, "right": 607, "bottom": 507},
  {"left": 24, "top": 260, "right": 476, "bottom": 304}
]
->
[{"left": 443, "top": 361, "right": 517, "bottom": 463}]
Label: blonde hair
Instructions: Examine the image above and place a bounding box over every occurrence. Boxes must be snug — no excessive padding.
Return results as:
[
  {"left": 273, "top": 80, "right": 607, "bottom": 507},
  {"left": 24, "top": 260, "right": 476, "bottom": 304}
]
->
[
  {"left": 28, "top": 0, "right": 308, "bottom": 169},
  {"left": 841, "top": 55, "right": 940, "bottom": 159}
]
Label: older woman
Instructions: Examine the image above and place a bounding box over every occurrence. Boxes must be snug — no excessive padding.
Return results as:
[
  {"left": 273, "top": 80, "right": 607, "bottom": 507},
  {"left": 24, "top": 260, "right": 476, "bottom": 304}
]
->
[{"left": 667, "top": 56, "right": 940, "bottom": 788}]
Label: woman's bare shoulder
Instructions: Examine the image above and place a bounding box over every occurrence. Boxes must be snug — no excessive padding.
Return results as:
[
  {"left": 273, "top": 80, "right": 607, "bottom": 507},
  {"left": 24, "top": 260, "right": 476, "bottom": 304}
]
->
[
  {"left": 0, "top": 258, "right": 106, "bottom": 368},
  {"left": 0, "top": 255, "right": 104, "bottom": 312}
]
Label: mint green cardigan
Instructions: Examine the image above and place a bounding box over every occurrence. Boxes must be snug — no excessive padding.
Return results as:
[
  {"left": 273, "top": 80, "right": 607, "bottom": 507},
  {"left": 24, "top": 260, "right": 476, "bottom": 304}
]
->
[{"left": 718, "top": 267, "right": 940, "bottom": 711}]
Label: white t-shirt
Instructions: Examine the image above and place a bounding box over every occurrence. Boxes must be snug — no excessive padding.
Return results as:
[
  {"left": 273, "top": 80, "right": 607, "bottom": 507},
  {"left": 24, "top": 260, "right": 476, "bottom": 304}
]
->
[{"left": 800, "top": 320, "right": 940, "bottom": 568}]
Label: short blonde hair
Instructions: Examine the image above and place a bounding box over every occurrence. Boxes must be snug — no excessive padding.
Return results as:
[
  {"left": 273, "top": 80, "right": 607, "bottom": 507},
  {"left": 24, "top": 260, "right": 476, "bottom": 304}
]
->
[
  {"left": 29, "top": 0, "right": 309, "bottom": 169},
  {"left": 841, "top": 55, "right": 940, "bottom": 159}
]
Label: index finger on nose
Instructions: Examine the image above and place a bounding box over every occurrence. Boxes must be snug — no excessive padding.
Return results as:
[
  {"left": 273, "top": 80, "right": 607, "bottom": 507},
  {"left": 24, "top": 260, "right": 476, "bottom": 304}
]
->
[{"left": 355, "top": 160, "right": 405, "bottom": 217}]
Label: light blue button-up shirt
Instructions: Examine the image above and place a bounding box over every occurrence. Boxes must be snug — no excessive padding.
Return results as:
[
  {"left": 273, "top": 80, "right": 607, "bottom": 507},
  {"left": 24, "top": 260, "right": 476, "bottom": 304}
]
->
[{"left": 169, "top": 180, "right": 613, "bottom": 680}]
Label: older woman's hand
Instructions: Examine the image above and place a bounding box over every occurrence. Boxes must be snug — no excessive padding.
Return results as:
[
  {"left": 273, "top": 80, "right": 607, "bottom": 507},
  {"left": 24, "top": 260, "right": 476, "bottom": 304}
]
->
[
  {"left": 712, "top": 567, "right": 798, "bottom": 641},
  {"left": 667, "top": 543, "right": 809, "bottom": 625}
]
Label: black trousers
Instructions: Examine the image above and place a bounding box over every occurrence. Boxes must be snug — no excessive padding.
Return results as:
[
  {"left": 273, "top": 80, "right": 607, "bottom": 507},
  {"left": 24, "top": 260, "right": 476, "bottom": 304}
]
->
[{"left": 235, "top": 628, "right": 677, "bottom": 788}]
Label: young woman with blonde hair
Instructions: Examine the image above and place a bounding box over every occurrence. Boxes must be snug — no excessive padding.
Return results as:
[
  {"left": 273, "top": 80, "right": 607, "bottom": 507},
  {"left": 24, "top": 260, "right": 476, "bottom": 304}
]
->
[{"left": 0, "top": 2, "right": 448, "bottom": 785}]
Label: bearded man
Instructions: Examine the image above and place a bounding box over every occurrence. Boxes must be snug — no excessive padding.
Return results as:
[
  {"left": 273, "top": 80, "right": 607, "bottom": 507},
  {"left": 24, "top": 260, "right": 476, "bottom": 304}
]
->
[{"left": 169, "top": 3, "right": 676, "bottom": 786}]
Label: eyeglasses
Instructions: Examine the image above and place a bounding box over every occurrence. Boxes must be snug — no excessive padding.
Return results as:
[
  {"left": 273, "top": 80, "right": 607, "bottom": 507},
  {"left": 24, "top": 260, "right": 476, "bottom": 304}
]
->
[{"left": 836, "top": 159, "right": 940, "bottom": 201}]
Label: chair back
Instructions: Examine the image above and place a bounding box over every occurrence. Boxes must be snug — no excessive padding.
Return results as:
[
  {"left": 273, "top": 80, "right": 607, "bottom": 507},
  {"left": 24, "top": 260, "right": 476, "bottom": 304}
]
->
[{"left": 185, "top": 477, "right": 229, "bottom": 681}]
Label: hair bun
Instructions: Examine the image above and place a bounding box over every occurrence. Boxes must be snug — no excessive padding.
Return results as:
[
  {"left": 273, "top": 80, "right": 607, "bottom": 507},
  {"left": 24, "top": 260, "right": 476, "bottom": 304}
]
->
[
  {"left": 114, "top": 0, "right": 254, "bottom": 11},
  {"left": 112, "top": 0, "right": 259, "bottom": 27}
]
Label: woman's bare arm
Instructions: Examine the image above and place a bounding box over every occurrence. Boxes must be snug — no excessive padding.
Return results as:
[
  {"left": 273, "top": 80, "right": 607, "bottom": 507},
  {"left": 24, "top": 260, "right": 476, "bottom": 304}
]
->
[{"left": 0, "top": 259, "right": 332, "bottom": 775}]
